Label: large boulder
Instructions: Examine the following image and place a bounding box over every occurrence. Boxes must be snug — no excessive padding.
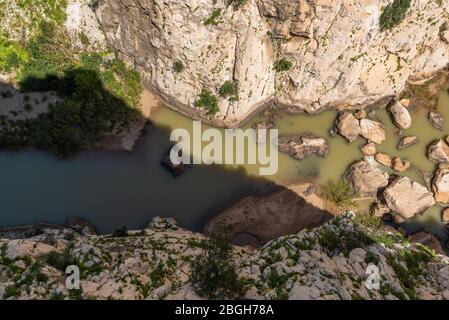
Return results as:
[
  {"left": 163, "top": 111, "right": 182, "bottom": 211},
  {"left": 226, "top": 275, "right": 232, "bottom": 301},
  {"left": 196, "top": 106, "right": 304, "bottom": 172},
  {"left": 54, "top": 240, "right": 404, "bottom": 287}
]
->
[
  {"left": 344, "top": 160, "right": 389, "bottom": 197},
  {"left": 335, "top": 112, "right": 360, "bottom": 143},
  {"left": 359, "top": 119, "right": 386, "bottom": 144},
  {"left": 278, "top": 135, "right": 329, "bottom": 160},
  {"left": 389, "top": 101, "right": 412, "bottom": 130},
  {"left": 427, "top": 139, "right": 449, "bottom": 163},
  {"left": 384, "top": 177, "right": 435, "bottom": 219},
  {"left": 432, "top": 165, "right": 449, "bottom": 205}
]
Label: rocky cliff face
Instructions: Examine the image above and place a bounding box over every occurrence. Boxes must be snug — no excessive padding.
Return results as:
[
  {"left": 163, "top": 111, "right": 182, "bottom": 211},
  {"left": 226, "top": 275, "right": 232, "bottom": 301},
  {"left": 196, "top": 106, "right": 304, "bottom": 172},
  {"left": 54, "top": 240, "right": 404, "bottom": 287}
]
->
[
  {"left": 1, "top": 215, "right": 449, "bottom": 300},
  {"left": 96, "top": 0, "right": 449, "bottom": 127}
]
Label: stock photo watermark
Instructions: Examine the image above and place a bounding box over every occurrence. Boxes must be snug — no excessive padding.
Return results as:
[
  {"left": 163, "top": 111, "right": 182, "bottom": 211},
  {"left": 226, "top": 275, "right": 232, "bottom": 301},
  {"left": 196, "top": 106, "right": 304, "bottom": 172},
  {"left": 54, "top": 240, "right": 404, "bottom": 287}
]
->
[{"left": 169, "top": 121, "right": 279, "bottom": 176}]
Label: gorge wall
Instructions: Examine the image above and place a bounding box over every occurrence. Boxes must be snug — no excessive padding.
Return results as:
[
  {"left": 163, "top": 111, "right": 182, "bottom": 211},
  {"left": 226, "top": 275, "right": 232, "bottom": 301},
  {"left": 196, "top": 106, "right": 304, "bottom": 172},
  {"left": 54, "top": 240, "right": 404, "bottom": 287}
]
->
[{"left": 96, "top": 0, "right": 449, "bottom": 127}]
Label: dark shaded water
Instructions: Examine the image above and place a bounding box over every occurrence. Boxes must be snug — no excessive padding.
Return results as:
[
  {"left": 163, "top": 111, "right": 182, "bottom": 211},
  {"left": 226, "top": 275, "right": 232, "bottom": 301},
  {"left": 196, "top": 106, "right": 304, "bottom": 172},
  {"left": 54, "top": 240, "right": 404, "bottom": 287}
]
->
[{"left": 0, "top": 121, "right": 278, "bottom": 234}]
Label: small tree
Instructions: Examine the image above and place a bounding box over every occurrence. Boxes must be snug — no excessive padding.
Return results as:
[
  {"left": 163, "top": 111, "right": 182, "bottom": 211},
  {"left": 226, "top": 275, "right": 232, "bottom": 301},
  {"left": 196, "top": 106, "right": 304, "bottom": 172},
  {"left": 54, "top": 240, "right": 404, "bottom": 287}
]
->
[
  {"left": 218, "top": 80, "right": 238, "bottom": 101},
  {"left": 195, "top": 90, "right": 219, "bottom": 115},
  {"left": 322, "top": 179, "right": 356, "bottom": 208},
  {"left": 173, "top": 60, "right": 184, "bottom": 73},
  {"left": 191, "top": 231, "right": 244, "bottom": 299},
  {"left": 379, "top": 0, "right": 411, "bottom": 31},
  {"left": 273, "top": 58, "right": 293, "bottom": 72}
]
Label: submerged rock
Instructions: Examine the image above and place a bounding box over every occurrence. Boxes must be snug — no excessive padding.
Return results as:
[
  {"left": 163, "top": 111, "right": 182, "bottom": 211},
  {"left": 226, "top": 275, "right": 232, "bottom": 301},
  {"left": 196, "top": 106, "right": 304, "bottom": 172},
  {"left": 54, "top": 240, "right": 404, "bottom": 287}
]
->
[
  {"left": 429, "top": 110, "right": 444, "bottom": 130},
  {"left": 360, "top": 143, "right": 376, "bottom": 156},
  {"left": 374, "top": 153, "right": 392, "bottom": 167},
  {"left": 432, "top": 165, "right": 449, "bottom": 205},
  {"left": 398, "top": 136, "right": 418, "bottom": 150},
  {"left": 392, "top": 157, "right": 411, "bottom": 172},
  {"left": 442, "top": 208, "right": 449, "bottom": 224},
  {"left": 335, "top": 112, "right": 360, "bottom": 143},
  {"left": 161, "top": 147, "right": 190, "bottom": 177},
  {"left": 359, "top": 119, "right": 386, "bottom": 144},
  {"left": 278, "top": 135, "right": 329, "bottom": 160},
  {"left": 253, "top": 121, "right": 274, "bottom": 144},
  {"left": 344, "top": 160, "right": 389, "bottom": 197},
  {"left": 389, "top": 101, "right": 412, "bottom": 130},
  {"left": 427, "top": 139, "right": 449, "bottom": 163},
  {"left": 384, "top": 177, "right": 435, "bottom": 219}
]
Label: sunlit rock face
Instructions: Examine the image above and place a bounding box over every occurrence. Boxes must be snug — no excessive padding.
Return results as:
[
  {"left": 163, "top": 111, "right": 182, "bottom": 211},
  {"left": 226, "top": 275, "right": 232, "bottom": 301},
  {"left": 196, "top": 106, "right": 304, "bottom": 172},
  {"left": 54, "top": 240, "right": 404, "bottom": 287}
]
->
[{"left": 95, "top": 0, "right": 449, "bottom": 127}]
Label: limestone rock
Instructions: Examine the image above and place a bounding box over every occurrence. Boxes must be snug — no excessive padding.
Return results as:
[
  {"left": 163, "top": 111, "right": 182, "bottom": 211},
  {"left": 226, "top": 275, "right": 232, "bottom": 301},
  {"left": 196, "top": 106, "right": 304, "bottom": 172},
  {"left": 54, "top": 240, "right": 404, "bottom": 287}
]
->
[
  {"left": 389, "top": 101, "right": 412, "bottom": 130},
  {"left": 384, "top": 177, "right": 435, "bottom": 219},
  {"left": 442, "top": 208, "right": 449, "bottom": 224},
  {"left": 432, "top": 165, "right": 449, "bottom": 205},
  {"left": 354, "top": 110, "right": 367, "bottom": 120},
  {"left": 429, "top": 111, "right": 444, "bottom": 130},
  {"left": 398, "top": 136, "right": 418, "bottom": 150},
  {"left": 427, "top": 139, "right": 449, "bottom": 163},
  {"left": 392, "top": 157, "right": 411, "bottom": 172},
  {"left": 95, "top": 0, "right": 449, "bottom": 127},
  {"left": 360, "top": 143, "right": 376, "bottom": 156},
  {"left": 375, "top": 153, "right": 392, "bottom": 167},
  {"left": 360, "top": 119, "right": 386, "bottom": 144},
  {"left": 335, "top": 112, "right": 361, "bottom": 143},
  {"left": 278, "top": 135, "right": 329, "bottom": 160},
  {"left": 344, "top": 160, "right": 389, "bottom": 197}
]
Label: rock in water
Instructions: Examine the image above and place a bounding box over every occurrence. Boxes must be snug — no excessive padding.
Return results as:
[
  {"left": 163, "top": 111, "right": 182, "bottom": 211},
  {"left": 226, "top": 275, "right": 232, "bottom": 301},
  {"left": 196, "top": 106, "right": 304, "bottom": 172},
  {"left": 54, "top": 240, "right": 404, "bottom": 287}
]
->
[
  {"left": 442, "top": 208, "right": 449, "bottom": 224},
  {"left": 344, "top": 160, "right": 389, "bottom": 197},
  {"left": 432, "top": 165, "right": 449, "bottom": 205},
  {"left": 359, "top": 119, "right": 386, "bottom": 144},
  {"left": 384, "top": 177, "right": 435, "bottom": 219},
  {"left": 278, "top": 135, "right": 329, "bottom": 160},
  {"left": 398, "top": 136, "right": 418, "bottom": 150},
  {"left": 253, "top": 122, "right": 274, "bottom": 144},
  {"left": 427, "top": 139, "right": 449, "bottom": 163},
  {"left": 392, "top": 157, "right": 411, "bottom": 172},
  {"left": 335, "top": 112, "right": 360, "bottom": 143},
  {"left": 374, "top": 153, "right": 392, "bottom": 167},
  {"left": 389, "top": 101, "right": 412, "bottom": 130},
  {"left": 161, "top": 147, "right": 190, "bottom": 177},
  {"left": 429, "top": 111, "right": 444, "bottom": 130},
  {"left": 360, "top": 143, "right": 376, "bottom": 156}
]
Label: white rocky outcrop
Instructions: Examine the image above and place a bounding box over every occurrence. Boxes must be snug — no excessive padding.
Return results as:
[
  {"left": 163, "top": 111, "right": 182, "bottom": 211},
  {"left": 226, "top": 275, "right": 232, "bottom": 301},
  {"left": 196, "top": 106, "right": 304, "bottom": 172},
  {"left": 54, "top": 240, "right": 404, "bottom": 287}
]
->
[
  {"left": 92, "top": 0, "right": 449, "bottom": 127},
  {"left": 1, "top": 215, "right": 448, "bottom": 300},
  {"left": 432, "top": 165, "right": 449, "bottom": 205}
]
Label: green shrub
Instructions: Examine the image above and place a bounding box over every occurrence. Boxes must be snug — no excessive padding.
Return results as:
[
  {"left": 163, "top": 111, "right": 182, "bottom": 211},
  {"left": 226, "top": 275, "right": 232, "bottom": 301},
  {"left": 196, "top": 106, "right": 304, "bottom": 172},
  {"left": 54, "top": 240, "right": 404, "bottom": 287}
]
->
[
  {"left": 173, "top": 60, "right": 184, "bottom": 73},
  {"left": 273, "top": 58, "right": 293, "bottom": 72},
  {"left": 218, "top": 80, "right": 238, "bottom": 99},
  {"left": 204, "top": 9, "right": 222, "bottom": 26},
  {"left": 379, "top": 0, "right": 411, "bottom": 31},
  {"left": 191, "top": 233, "right": 244, "bottom": 299},
  {"left": 195, "top": 89, "right": 219, "bottom": 115},
  {"left": 4, "top": 285, "right": 21, "bottom": 299},
  {"left": 322, "top": 179, "right": 356, "bottom": 207},
  {"left": 45, "top": 249, "right": 76, "bottom": 271}
]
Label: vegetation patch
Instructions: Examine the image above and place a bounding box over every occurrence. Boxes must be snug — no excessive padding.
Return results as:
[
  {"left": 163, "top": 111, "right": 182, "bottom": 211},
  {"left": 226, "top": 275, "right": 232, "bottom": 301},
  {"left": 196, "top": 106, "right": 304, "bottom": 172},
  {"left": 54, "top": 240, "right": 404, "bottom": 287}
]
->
[
  {"left": 273, "top": 58, "right": 293, "bottom": 72},
  {"left": 218, "top": 80, "right": 239, "bottom": 101},
  {"left": 0, "top": 21, "right": 142, "bottom": 158},
  {"left": 322, "top": 179, "right": 356, "bottom": 208},
  {"left": 204, "top": 9, "right": 222, "bottom": 26},
  {"left": 191, "top": 233, "right": 244, "bottom": 299},
  {"left": 379, "top": 0, "right": 411, "bottom": 31},
  {"left": 195, "top": 89, "right": 219, "bottom": 115}
]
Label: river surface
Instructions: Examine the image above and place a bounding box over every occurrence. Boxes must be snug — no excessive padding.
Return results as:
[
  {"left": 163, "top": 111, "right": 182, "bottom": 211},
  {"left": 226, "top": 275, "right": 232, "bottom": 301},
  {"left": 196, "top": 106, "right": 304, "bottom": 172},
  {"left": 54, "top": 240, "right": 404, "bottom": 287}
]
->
[{"left": 0, "top": 90, "right": 448, "bottom": 236}]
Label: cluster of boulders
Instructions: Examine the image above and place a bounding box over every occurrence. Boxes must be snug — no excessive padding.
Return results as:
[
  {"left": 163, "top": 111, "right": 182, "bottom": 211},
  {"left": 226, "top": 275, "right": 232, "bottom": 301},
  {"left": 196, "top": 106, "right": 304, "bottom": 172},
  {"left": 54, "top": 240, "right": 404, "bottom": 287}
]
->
[
  {"left": 335, "top": 111, "right": 386, "bottom": 145},
  {"left": 1, "top": 214, "right": 449, "bottom": 300}
]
